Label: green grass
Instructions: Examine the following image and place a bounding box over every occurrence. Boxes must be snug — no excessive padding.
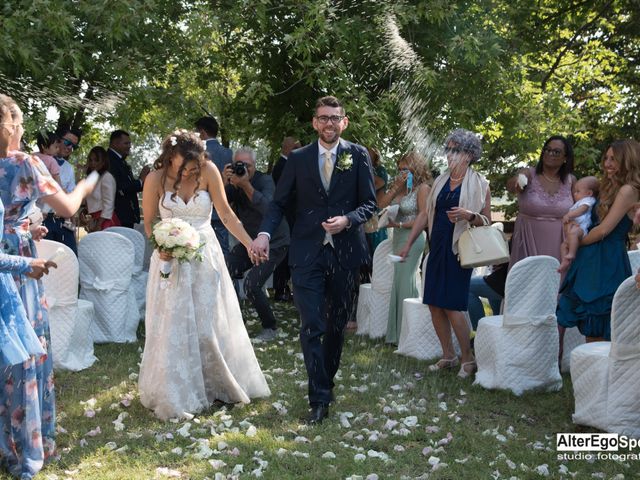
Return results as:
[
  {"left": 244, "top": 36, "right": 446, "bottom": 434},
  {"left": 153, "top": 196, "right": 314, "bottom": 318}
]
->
[{"left": 3, "top": 300, "right": 632, "bottom": 479}]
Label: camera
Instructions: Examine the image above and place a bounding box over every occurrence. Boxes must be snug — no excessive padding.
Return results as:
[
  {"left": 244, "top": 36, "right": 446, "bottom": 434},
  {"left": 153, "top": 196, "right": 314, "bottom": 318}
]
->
[{"left": 232, "top": 161, "right": 247, "bottom": 176}]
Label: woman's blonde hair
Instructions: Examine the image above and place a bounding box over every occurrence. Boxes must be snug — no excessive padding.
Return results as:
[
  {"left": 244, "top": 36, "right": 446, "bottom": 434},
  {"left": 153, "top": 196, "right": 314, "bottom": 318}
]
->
[
  {"left": 597, "top": 139, "right": 640, "bottom": 221},
  {"left": 397, "top": 150, "right": 432, "bottom": 187}
]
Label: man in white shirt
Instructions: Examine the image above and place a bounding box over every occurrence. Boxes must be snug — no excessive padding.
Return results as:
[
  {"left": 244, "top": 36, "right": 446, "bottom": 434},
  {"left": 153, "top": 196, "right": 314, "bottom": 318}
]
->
[{"left": 43, "top": 128, "right": 80, "bottom": 254}]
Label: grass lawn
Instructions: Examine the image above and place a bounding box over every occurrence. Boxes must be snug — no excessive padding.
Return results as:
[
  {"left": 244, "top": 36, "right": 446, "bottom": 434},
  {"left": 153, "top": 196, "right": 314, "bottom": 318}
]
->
[{"left": 6, "top": 300, "right": 631, "bottom": 480}]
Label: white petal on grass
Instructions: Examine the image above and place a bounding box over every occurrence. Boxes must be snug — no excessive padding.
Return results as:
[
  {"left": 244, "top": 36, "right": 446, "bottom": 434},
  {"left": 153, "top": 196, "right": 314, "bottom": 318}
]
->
[
  {"left": 104, "top": 442, "right": 117, "bottom": 451},
  {"left": 402, "top": 416, "right": 418, "bottom": 427},
  {"left": 366, "top": 475, "right": 379, "bottom": 480},
  {"left": 246, "top": 425, "right": 258, "bottom": 437},
  {"left": 438, "top": 402, "right": 447, "bottom": 411},
  {"left": 171, "top": 447, "right": 183, "bottom": 455},
  {"left": 394, "top": 445, "right": 405, "bottom": 452},
  {"left": 276, "top": 448, "right": 288, "bottom": 457},
  {"left": 321, "top": 451, "right": 336, "bottom": 459},
  {"left": 176, "top": 423, "right": 191, "bottom": 438},
  {"left": 354, "top": 453, "right": 366, "bottom": 462},
  {"left": 292, "top": 451, "right": 309, "bottom": 458},
  {"left": 85, "top": 426, "right": 101, "bottom": 437},
  {"left": 535, "top": 464, "right": 550, "bottom": 476},
  {"left": 155, "top": 467, "right": 182, "bottom": 477},
  {"left": 294, "top": 436, "right": 309, "bottom": 443},
  {"left": 209, "top": 459, "right": 226, "bottom": 470},
  {"left": 231, "top": 464, "right": 244, "bottom": 475},
  {"left": 229, "top": 447, "right": 240, "bottom": 456},
  {"left": 427, "top": 456, "right": 440, "bottom": 466}
]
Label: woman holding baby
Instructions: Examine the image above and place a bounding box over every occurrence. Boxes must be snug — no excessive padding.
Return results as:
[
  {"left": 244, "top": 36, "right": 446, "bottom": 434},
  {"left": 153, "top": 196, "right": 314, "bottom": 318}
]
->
[{"left": 557, "top": 140, "right": 640, "bottom": 341}]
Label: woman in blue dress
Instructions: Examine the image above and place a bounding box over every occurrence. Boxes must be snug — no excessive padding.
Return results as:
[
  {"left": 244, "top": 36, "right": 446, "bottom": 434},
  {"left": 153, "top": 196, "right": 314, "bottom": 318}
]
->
[
  {"left": 557, "top": 139, "right": 640, "bottom": 341},
  {"left": 400, "top": 129, "right": 491, "bottom": 378},
  {"left": 0, "top": 95, "right": 94, "bottom": 478}
]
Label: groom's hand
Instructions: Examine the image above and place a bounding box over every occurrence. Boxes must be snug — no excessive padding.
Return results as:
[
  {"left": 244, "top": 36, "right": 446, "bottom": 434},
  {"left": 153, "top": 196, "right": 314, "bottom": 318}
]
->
[
  {"left": 250, "top": 234, "right": 270, "bottom": 264},
  {"left": 322, "top": 216, "right": 350, "bottom": 234}
]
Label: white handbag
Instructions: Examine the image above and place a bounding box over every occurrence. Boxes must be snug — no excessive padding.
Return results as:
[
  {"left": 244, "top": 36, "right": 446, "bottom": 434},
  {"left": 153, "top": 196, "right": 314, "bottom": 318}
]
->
[{"left": 457, "top": 215, "right": 510, "bottom": 268}]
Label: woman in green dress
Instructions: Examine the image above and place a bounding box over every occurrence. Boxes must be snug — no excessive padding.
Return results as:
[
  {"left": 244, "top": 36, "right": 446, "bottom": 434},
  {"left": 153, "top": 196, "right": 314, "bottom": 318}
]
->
[{"left": 378, "top": 151, "right": 431, "bottom": 344}]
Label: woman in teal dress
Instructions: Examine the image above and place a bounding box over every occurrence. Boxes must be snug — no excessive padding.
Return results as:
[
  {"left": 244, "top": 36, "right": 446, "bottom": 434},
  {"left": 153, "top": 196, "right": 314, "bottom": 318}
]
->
[
  {"left": 558, "top": 139, "right": 640, "bottom": 341},
  {"left": 378, "top": 151, "right": 430, "bottom": 344},
  {"left": 0, "top": 95, "right": 94, "bottom": 478}
]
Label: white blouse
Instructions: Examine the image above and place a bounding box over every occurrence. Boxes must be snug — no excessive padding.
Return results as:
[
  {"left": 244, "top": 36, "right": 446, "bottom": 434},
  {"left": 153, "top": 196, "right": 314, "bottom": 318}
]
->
[{"left": 86, "top": 171, "right": 117, "bottom": 219}]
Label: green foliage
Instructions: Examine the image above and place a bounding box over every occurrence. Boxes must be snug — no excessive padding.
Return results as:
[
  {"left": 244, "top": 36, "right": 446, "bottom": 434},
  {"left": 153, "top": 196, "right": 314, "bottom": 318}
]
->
[{"left": 1, "top": 0, "right": 638, "bottom": 189}]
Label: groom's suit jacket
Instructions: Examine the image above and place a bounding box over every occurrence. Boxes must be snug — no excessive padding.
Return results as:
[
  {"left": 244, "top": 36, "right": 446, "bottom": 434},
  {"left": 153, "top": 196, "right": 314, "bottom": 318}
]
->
[
  {"left": 260, "top": 138, "right": 376, "bottom": 269},
  {"left": 108, "top": 149, "right": 143, "bottom": 226}
]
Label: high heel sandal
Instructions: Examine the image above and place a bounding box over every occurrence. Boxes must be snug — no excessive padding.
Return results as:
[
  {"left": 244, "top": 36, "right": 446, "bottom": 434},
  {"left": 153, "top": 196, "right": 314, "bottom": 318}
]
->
[
  {"left": 428, "top": 357, "right": 460, "bottom": 372},
  {"left": 457, "top": 361, "right": 477, "bottom": 379}
]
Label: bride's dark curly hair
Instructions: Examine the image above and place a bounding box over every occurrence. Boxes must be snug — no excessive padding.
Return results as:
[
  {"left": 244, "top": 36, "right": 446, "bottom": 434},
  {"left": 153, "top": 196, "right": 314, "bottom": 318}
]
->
[{"left": 154, "top": 129, "right": 205, "bottom": 204}]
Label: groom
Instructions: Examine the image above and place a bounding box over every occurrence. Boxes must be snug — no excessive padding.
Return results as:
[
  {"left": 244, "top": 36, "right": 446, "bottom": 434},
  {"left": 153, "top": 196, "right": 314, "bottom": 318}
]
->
[{"left": 251, "top": 96, "right": 376, "bottom": 424}]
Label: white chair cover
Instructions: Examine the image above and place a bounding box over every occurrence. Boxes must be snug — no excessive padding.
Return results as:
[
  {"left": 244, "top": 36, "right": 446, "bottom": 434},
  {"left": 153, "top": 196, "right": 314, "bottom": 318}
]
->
[
  {"left": 474, "top": 255, "right": 562, "bottom": 395},
  {"left": 628, "top": 250, "right": 640, "bottom": 273},
  {"left": 571, "top": 277, "right": 640, "bottom": 437},
  {"left": 105, "top": 226, "right": 149, "bottom": 313},
  {"left": 356, "top": 239, "right": 393, "bottom": 336},
  {"left": 35, "top": 239, "right": 96, "bottom": 371},
  {"left": 396, "top": 254, "right": 465, "bottom": 360},
  {"left": 79, "top": 232, "right": 140, "bottom": 343},
  {"left": 561, "top": 326, "right": 585, "bottom": 373}
]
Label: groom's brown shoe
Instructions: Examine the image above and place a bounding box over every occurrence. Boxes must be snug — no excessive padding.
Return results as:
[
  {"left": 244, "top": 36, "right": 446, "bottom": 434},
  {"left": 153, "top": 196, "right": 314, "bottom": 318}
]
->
[{"left": 304, "top": 404, "right": 329, "bottom": 425}]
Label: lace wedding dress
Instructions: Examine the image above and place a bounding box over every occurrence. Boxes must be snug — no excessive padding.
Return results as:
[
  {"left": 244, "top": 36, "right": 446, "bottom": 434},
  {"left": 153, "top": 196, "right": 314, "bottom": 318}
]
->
[{"left": 138, "top": 191, "right": 271, "bottom": 420}]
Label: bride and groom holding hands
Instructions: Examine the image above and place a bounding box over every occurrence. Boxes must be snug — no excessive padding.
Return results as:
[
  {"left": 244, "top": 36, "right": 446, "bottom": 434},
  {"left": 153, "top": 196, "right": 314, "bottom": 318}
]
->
[{"left": 138, "top": 95, "right": 377, "bottom": 424}]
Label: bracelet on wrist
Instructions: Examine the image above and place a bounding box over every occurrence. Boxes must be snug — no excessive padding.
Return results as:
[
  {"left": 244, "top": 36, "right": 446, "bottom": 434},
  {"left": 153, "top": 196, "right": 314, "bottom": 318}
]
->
[{"left": 469, "top": 213, "right": 477, "bottom": 223}]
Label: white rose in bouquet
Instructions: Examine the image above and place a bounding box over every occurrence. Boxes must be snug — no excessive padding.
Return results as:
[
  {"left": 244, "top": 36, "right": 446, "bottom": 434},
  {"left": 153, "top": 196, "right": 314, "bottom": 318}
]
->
[
  {"left": 517, "top": 173, "right": 528, "bottom": 190},
  {"left": 150, "top": 219, "right": 205, "bottom": 279}
]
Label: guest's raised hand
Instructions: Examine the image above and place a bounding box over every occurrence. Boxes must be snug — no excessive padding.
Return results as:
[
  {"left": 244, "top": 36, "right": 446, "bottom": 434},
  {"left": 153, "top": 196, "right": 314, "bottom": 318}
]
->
[{"left": 390, "top": 171, "right": 408, "bottom": 193}]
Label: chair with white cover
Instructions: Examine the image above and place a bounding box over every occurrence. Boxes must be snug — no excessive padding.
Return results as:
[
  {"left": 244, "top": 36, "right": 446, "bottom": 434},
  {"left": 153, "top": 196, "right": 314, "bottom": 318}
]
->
[
  {"left": 105, "top": 226, "right": 149, "bottom": 313},
  {"left": 628, "top": 250, "right": 640, "bottom": 273},
  {"left": 560, "top": 326, "right": 585, "bottom": 373},
  {"left": 35, "top": 239, "right": 96, "bottom": 371},
  {"left": 474, "top": 255, "right": 562, "bottom": 395},
  {"left": 356, "top": 239, "right": 393, "bottom": 337},
  {"left": 79, "top": 232, "right": 140, "bottom": 343},
  {"left": 571, "top": 277, "right": 640, "bottom": 437},
  {"left": 395, "top": 254, "right": 467, "bottom": 360}
]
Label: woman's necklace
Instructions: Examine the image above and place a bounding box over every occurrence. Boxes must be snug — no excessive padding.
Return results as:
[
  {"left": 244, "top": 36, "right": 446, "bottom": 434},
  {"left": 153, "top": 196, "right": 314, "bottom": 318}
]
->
[
  {"left": 450, "top": 174, "right": 465, "bottom": 182},
  {"left": 541, "top": 172, "right": 560, "bottom": 183}
]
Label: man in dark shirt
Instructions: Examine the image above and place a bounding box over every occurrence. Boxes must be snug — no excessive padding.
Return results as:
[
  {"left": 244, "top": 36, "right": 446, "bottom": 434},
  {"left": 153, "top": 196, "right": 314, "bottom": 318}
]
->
[{"left": 224, "top": 148, "right": 289, "bottom": 341}]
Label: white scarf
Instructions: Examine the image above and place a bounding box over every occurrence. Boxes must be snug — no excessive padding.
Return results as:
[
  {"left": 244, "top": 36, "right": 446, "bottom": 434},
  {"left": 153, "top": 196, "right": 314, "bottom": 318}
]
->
[{"left": 426, "top": 168, "right": 489, "bottom": 255}]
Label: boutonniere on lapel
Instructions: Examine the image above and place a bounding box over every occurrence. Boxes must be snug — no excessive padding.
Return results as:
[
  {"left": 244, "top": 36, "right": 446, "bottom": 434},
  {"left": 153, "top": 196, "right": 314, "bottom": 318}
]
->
[{"left": 335, "top": 152, "right": 353, "bottom": 172}]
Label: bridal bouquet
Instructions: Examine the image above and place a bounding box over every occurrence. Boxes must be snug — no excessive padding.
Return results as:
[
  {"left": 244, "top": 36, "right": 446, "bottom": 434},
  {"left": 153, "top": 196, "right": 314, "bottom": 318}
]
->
[{"left": 150, "top": 219, "right": 204, "bottom": 279}]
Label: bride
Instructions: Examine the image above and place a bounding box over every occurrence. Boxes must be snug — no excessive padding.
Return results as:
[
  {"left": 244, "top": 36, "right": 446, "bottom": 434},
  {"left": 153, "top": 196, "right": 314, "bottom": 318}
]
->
[{"left": 138, "top": 130, "right": 270, "bottom": 420}]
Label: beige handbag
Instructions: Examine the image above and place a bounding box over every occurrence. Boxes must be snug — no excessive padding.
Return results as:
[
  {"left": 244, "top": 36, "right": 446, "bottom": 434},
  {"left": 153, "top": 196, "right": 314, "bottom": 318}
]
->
[
  {"left": 457, "top": 215, "right": 510, "bottom": 268},
  {"left": 364, "top": 214, "right": 379, "bottom": 233}
]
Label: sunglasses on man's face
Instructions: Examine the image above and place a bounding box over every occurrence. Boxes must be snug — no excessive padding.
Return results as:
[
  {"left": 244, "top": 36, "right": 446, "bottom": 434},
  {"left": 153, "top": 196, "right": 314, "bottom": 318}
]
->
[{"left": 63, "top": 138, "right": 78, "bottom": 150}]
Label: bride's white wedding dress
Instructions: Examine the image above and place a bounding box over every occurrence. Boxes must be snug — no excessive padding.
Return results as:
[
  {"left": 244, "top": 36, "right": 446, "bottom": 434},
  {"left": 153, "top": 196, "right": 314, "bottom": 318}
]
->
[{"left": 138, "top": 191, "right": 271, "bottom": 420}]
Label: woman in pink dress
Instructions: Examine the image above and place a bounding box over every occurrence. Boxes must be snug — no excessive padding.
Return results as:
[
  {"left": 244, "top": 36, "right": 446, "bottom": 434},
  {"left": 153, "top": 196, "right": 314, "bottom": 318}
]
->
[{"left": 507, "top": 136, "right": 576, "bottom": 269}]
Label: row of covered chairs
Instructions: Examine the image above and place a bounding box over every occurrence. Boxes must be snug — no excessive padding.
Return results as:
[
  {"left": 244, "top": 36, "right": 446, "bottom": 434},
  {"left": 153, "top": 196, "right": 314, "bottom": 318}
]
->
[
  {"left": 36, "top": 227, "right": 149, "bottom": 371},
  {"left": 356, "top": 239, "right": 640, "bottom": 438}
]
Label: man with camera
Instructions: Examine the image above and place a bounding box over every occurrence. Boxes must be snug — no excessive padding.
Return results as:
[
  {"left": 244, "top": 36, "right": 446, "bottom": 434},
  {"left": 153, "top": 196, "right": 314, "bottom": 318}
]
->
[{"left": 224, "top": 148, "right": 290, "bottom": 341}]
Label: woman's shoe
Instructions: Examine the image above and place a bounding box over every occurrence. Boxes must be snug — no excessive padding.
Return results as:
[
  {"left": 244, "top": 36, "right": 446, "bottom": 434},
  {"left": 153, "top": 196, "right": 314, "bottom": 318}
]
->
[
  {"left": 457, "top": 361, "right": 477, "bottom": 379},
  {"left": 428, "top": 357, "right": 460, "bottom": 372}
]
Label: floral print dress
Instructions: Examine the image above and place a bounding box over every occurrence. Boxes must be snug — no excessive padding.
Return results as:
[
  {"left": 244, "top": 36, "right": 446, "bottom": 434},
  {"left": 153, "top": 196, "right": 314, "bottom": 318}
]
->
[{"left": 0, "top": 152, "right": 59, "bottom": 479}]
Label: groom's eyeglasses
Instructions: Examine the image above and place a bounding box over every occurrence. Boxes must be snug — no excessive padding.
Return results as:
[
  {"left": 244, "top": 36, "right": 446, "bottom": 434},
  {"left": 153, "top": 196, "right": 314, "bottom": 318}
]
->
[{"left": 315, "top": 115, "right": 345, "bottom": 124}]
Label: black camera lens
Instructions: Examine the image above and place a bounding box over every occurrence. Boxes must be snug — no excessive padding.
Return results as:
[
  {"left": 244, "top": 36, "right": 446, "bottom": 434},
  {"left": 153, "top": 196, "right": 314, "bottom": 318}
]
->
[{"left": 232, "top": 161, "right": 247, "bottom": 175}]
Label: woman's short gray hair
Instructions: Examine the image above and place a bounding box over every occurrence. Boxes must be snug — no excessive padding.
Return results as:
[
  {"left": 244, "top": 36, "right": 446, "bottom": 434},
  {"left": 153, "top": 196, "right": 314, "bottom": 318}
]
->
[{"left": 444, "top": 128, "right": 483, "bottom": 164}]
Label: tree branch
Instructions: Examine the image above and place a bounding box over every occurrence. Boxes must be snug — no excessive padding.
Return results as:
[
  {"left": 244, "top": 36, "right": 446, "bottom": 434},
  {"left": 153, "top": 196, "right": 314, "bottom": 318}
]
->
[{"left": 540, "top": 0, "right": 614, "bottom": 91}]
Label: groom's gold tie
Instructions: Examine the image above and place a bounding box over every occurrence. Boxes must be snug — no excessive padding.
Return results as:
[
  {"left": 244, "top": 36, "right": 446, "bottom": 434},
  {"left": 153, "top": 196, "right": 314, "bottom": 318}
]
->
[
  {"left": 322, "top": 150, "right": 333, "bottom": 189},
  {"left": 322, "top": 151, "right": 334, "bottom": 246}
]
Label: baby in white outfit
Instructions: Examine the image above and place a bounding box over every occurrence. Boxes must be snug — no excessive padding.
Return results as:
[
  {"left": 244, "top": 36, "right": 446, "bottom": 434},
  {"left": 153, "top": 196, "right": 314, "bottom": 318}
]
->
[{"left": 558, "top": 176, "right": 599, "bottom": 273}]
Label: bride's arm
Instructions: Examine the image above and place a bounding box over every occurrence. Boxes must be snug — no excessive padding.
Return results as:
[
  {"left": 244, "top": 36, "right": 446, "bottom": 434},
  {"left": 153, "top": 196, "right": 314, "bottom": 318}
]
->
[
  {"left": 142, "top": 170, "right": 162, "bottom": 238},
  {"left": 204, "top": 162, "right": 253, "bottom": 250}
]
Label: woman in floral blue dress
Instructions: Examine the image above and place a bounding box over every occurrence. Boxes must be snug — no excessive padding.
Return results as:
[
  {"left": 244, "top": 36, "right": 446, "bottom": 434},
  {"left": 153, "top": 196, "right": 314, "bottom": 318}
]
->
[{"left": 0, "top": 95, "right": 93, "bottom": 479}]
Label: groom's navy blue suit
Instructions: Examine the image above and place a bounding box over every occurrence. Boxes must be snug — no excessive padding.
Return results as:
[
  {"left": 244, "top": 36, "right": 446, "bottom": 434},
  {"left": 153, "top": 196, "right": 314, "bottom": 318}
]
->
[{"left": 260, "top": 138, "right": 376, "bottom": 406}]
